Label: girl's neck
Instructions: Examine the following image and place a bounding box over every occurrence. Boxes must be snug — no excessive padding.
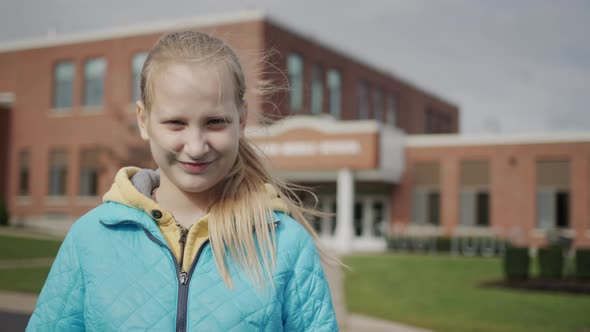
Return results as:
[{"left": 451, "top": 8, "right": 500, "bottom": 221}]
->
[{"left": 153, "top": 175, "right": 211, "bottom": 225}]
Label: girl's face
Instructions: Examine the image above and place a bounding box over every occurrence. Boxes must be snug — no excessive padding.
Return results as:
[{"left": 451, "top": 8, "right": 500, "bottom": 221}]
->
[{"left": 137, "top": 62, "right": 246, "bottom": 197}]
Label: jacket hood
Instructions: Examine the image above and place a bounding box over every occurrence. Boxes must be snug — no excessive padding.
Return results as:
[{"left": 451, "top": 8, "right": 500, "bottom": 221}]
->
[{"left": 102, "top": 167, "right": 290, "bottom": 226}]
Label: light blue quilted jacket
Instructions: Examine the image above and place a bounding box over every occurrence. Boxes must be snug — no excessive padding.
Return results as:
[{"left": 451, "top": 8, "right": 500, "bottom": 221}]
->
[{"left": 26, "top": 202, "right": 338, "bottom": 331}]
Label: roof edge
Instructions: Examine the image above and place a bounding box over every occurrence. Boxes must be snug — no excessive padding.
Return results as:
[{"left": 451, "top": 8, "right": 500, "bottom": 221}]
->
[
  {"left": 0, "top": 9, "right": 266, "bottom": 52},
  {"left": 406, "top": 132, "right": 590, "bottom": 147}
]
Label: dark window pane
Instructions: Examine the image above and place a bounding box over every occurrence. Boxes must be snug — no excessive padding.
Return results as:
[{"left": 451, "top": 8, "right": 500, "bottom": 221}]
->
[
  {"left": 287, "top": 53, "right": 303, "bottom": 112},
  {"left": 330, "top": 202, "right": 337, "bottom": 235},
  {"left": 311, "top": 64, "right": 323, "bottom": 114},
  {"left": 53, "top": 61, "right": 74, "bottom": 108},
  {"left": 354, "top": 202, "right": 363, "bottom": 236},
  {"left": 84, "top": 58, "right": 106, "bottom": 107},
  {"left": 476, "top": 192, "right": 490, "bottom": 226},
  {"left": 373, "top": 201, "right": 384, "bottom": 236},
  {"left": 327, "top": 69, "right": 341, "bottom": 119},
  {"left": 428, "top": 192, "right": 440, "bottom": 225},
  {"left": 556, "top": 191, "right": 569, "bottom": 228}
]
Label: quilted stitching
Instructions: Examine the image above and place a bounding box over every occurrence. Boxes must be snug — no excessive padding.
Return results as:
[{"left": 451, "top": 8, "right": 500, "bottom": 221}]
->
[{"left": 26, "top": 205, "right": 337, "bottom": 331}]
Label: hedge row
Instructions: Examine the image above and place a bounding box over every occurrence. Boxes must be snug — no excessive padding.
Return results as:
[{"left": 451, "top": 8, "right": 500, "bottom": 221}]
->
[
  {"left": 386, "top": 236, "right": 508, "bottom": 256},
  {"left": 504, "top": 247, "right": 590, "bottom": 280}
]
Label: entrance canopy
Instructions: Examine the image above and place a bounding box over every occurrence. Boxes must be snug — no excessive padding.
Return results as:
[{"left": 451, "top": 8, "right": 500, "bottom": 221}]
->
[{"left": 246, "top": 115, "right": 405, "bottom": 183}]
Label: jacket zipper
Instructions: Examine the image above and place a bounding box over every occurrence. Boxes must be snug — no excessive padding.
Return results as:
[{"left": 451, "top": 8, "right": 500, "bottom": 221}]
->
[
  {"left": 176, "top": 238, "right": 209, "bottom": 332},
  {"left": 101, "top": 220, "right": 209, "bottom": 332},
  {"left": 178, "top": 226, "right": 189, "bottom": 269}
]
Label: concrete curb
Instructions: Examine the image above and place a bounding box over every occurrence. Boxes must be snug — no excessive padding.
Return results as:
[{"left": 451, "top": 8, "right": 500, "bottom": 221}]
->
[{"left": 0, "top": 291, "right": 37, "bottom": 314}]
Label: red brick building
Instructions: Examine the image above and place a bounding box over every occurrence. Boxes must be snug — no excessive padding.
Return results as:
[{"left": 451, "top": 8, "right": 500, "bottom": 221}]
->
[{"left": 1, "top": 10, "right": 586, "bottom": 251}]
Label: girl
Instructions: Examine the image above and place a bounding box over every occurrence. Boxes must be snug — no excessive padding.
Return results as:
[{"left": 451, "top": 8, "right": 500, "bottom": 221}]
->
[{"left": 27, "top": 31, "right": 338, "bottom": 331}]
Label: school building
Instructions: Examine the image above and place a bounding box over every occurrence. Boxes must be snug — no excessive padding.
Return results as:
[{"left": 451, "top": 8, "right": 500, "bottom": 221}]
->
[{"left": 0, "top": 10, "right": 588, "bottom": 253}]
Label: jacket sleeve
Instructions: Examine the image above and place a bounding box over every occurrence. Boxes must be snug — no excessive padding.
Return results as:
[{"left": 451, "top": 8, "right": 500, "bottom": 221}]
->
[
  {"left": 282, "top": 238, "right": 338, "bottom": 331},
  {"left": 26, "top": 229, "right": 86, "bottom": 332}
]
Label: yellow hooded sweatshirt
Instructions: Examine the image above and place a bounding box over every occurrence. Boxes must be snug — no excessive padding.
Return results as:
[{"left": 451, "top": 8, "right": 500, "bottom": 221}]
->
[{"left": 102, "top": 167, "right": 289, "bottom": 272}]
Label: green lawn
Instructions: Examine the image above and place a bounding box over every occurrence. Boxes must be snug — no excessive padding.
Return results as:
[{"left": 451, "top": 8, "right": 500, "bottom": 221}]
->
[
  {"left": 2, "top": 235, "right": 590, "bottom": 331},
  {"left": 0, "top": 267, "right": 51, "bottom": 293},
  {"left": 0, "top": 235, "right": 62, "bottom": 260},
  {"left": 344, "top": 254, "right": 590, "bottom": 332}
]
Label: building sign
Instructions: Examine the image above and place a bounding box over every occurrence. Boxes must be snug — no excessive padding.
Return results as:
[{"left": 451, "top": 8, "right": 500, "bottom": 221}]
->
[{"left": 260, "top": 140, "right": 362, "bottom": 157}]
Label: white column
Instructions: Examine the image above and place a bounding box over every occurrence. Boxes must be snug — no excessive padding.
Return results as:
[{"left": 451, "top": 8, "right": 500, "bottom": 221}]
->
[
  {"left": 335, "top": 168, "right": 354, "bottom": 254},
  {"left": 320, "top": 197, "right": 331, "bottom": 238},
  {"left": 362, "top": 197, "right": 374, "bottom": 238}
]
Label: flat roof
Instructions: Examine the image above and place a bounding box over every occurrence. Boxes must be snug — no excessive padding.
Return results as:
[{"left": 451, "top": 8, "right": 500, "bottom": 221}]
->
[{"left": 407, "top": 132, "right": 590, "bottom": 147}]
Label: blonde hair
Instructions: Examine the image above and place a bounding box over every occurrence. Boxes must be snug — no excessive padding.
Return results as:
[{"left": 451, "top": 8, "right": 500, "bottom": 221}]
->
[{"left": 141, "top": 30, "right": 338, "bottom": 288}]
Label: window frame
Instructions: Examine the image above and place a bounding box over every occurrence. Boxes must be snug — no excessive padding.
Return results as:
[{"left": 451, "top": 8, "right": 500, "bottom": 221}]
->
[
  {"left": 83, "top": 57, "right": 107, "bottom": 108},
  {"left": 52, "top": 60, "right": 75, "bottom": 110}
]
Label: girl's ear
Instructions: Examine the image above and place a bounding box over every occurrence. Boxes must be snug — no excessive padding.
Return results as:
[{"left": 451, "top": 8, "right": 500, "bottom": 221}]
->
[
  {"left": 239, "top": 100, "right": 248, "bottom": 136},
  {"left": 136, "top": 101, "right": 150, "bottom": 141}
]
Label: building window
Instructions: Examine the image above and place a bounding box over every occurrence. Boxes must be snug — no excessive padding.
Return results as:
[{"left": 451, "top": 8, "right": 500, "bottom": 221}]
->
[
  {"left": 53, "top": 61, "right": 74, "bottom": 109},
  {"left": 287, "top": 53, "right": 304, "bottom": 112},
  {"left": 459, "top": 160, "right": 490, "bottom": 227},
  {"left": 48, "top": 150, "right": 68, "bottom": 196},
  {"left": 537, "top": 160, "right": 570, "bottom": 228},
  {"left": 413, "top": 189, "right": 440, "bottom": 225},
  {"left": 373, "top": 201, "right": 384, "bottom": 237},
  {"left": 460, "top": 191, "right": 490, "bottom": 226},
  {"left": 373, "top": 88, "right": 384, "bottom": 122},
  {"left": 354, "top": 201, "right": 363, "bottom": 236},
  {"left": 330, "top": 201, "right": 337, "bottom": 235},
  {"left": 357, "top": 80, "right": 369, "bottom": 119},
  {"left": 477, "top": 192, "right": 490, "bottom": 226},
  {"left": 388, "top": 94, "right": 398, "bottom": 127},
  {"left": 18, "top": 150, "right": 30, "bottom": 196},
  {"left": 412, "top": 162, "right": 441, "bottom": 225},
  {"left": 327, "top": 69, "right": 341, "bottom": 119},
  {"left": 427, "top": 192, "right": 440, "bottom": 225},
  {"left": 79, "top": 149, "right": 100, "bottom": 196},
  {"left": 310, "top": 64, "right": 323, "bottom": 114},
  {"left": 83, "top": 57, "right": 107, "bottom": 107},
  {"left": 132, "top": 52, "right": 148, "bottom": 102}
]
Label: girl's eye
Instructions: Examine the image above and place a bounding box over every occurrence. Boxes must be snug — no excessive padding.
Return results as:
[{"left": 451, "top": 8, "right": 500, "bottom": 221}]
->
[
  {"left": 208, "top": 118, "right": 229, "bottom": 127},
  {"left": 165, "top": 120, "right": 185, "bottom": 127}
]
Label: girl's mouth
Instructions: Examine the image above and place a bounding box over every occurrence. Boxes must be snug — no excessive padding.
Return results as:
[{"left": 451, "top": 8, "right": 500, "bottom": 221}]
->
[{"left": 178, "top": 160, "right": 214, "bottom": 173}]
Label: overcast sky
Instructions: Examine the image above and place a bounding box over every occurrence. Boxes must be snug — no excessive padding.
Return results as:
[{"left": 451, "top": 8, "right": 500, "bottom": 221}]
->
[{"left": 1, "top": 0, "right": 588, "bottom": 135}]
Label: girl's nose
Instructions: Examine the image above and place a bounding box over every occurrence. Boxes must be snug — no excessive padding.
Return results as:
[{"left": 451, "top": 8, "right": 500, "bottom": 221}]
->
[{"left": 183, "top": 130, "right": 210, "bottom": 159}]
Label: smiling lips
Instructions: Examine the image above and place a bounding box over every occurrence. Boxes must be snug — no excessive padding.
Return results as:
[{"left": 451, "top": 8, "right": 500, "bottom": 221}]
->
[{"left": 178, "top": 160, "right": 214, "bottom": 173}]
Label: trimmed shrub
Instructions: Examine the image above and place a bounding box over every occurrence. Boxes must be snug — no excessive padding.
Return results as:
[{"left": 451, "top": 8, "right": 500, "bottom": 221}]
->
[
  {"left": 387, "top": 236, "right": 506, "bottom": 256},
  {"left": 538, "top": 246, "right": 564, "bottom": 279},
  {"left": 503, "top": 247, "right": 530, "bottom": 280},
  {"left": 0, "top": 199, "right": 9, "bottom": 226},
  {"left": 575, "top": 249, "right": 590, "bottom": 280},
  {"left": 435, "top": 237, "right": 452, "bottom": 252}
]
